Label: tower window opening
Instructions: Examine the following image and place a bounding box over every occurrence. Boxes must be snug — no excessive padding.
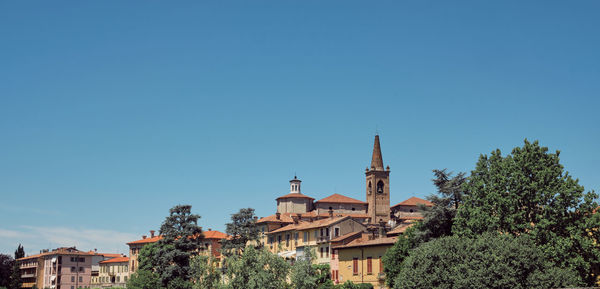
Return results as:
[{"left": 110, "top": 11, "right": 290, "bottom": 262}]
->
[{"left": 377, "top": 181, "right": 384, "bottom": 194}]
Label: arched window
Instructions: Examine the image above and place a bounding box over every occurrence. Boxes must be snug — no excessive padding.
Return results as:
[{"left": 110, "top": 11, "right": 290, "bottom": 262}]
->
[{"left": 377, "top": 181, "right": 384, "bottom": 194}]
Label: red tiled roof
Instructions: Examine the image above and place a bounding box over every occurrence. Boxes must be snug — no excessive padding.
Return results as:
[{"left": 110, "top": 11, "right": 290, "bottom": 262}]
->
[
  {"left": 268, "top": 216, "right": 356, "bottom": 234},
  {"left": 100, "top": 256, "right": 129, "bottom": 264},
  {"left": 387, "top": 223, "right": 415, "bottom": 235},
  {"left": 333, "top": 236, "right": 396, "bottom": 249},
  {"left": 17, "top": 247, "right": 96, "bottom": 261},
  {"left": 276, "top": 193, "right": 314, "bottom": 200},
  {"left": 315, "top": 194, "right": 367, "bottom": 205},
  {"left": 127, "top": 235, "right": 163, "bottom": 245},
  {"left": 257, "top": 213, "right": 295, "bottom": 224},
  {"left": 329, "top": 231, "right": 363, "bottom": 243},
  {"left": 203, "top": 230, "right": 229, "bottom": 239},
  {"left": 392, "top": 196, "right": 433, "bottom": 208}
]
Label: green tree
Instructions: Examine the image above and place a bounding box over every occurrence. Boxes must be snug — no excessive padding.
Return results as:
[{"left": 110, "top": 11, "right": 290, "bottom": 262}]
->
[
  {"left": 127, "top": 269, "right": 162, "bottom": 289},
  {"left": 453, "top": 139, "right": 600, "bottom": 284},
  {"left": 9, "top": 244, "right": 24, "bottom": 289},
  {"left": 221, "top": 208, "right": 259, "bottom": 256},
  {"left": 0, "top": 254, "right": 14, "bottom": 288},
  {"left": 224, "top": 246, "right": 290, "bottom": 289},
  {"left": 155, "top": 205, "right": 203, "bottom": 289},
  {"left": 394, "top": 233, "right": 581, "bottom": 289},
  {"left": 127, "top": 242, "right": 163, "bottom": 289},
  {"left": 381, "top": 226, "right": 419, "bottom": 288},
  {"left": 413, "top": 169, "right": 466, "bottom": 243},
  {"left": 190, "top": 255, "right": 222, "bottom": 289}
]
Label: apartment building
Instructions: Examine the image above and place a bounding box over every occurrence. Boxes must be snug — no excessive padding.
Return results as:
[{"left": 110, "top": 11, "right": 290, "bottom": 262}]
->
[{"left": 16, "top": 247, "right": 118, "bottom": 289}]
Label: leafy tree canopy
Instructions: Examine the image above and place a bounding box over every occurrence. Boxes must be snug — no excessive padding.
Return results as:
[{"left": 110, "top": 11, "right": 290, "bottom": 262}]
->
[
  {"left": 155, "top": 204, "right": 203, "bottom": 289},
  {"left": 224, "top": 246, "right": 290, "bottom": 289},
  {"left": 394, "top": 233, "right": 581, "bottom": 289},
  {"left": 221, "top": 208, "right": 259, "bottom": 256},
  {"left": 453, "top": 139, "right": 600, "bottom": 284},
  {"left": 0, "top": 254, "right": 14, "bottom": 288}
]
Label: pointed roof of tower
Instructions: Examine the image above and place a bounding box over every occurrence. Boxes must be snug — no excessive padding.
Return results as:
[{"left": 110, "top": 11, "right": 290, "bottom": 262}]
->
[{"left": 371, "top": 135, "right": 384, "bottom": 170}]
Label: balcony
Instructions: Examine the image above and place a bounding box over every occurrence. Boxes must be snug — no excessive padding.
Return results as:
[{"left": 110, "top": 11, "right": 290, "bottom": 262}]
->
[
  {"left": 316, "top": 236, "right": 330, "bottom": 243},
  {"left": 377, "top": 272, "right": 386, "bottom": 281},
  {"left": 21, "top": 273, "right": 35, "bottom": 278}
]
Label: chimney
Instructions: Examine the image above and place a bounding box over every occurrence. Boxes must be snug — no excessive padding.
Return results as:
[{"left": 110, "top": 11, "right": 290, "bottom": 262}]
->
[
  {"left": 94, "top": 248, "right": 97, "bottom": 253},
  {"left": 328, "top": 209, "right": 334, "bottom": 218},
  {"left": 276, "top": 212, "right": 281, "bottom": 220},
  {"left": 292, "top": 215, "right": 299, "bottom": 224},
  {"left": 150, "top": 230, "right": 155, "bottom": 238},
  {"left": 296, "top": 213, "right": 302, "bottom": 221},
  {"left": 208, "top": 228, "right": 212, "bottom": 231},
  {"left": 142, "top": 235, "right": 147, "bottom": 239}
]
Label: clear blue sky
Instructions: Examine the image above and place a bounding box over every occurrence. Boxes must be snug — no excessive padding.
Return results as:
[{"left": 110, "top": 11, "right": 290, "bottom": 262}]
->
[{"left": 1, "top": 0, "right": 598, "bottom": 256}]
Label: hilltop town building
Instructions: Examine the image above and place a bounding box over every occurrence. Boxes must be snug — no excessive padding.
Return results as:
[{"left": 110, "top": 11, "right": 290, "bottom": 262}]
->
[{"left": 16, "top": 247, "right": 119, "bottom": 289}]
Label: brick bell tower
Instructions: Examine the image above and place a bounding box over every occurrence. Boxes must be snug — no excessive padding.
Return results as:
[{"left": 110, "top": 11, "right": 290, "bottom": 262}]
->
[{"left": 365, "top": 135, "right": 391, "bottom": 224}]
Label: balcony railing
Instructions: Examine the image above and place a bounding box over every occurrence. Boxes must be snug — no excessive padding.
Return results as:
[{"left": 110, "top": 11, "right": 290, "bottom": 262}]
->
[
  {"left": 317, "top": 236, "right": 330, "bottom": 243},
  {"left": 21, "top": 273, "right": 35, "bottom": 278}
]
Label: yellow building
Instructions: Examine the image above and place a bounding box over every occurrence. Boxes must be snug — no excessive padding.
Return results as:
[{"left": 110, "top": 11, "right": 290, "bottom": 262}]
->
[
  {"left": 333, "top": 235, "right": 396, "bottom": 289},
  {"left": 91, "top": 256, "right": 129, "bottom": 288},
  {"left": 265, "top": 215, "right": 366, "bottom": 263}
]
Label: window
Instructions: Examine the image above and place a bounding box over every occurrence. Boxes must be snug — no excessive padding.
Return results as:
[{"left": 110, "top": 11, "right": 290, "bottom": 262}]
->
[
  {"left": 331, "top": 249, "right": 336, "bottom": 260},
  {"left": 352, "top": 207, "right": 356, "bottom": 211},
  {"left": 325, "top": 228, "right": 329, "bottom": 237},
  {"left": 377, "top": 180, "right": 384, "bottom": 194},
  {"left": 286, "top": 234, "right": 290, "bottom": 246},
  {"left": 124, "top": 276, "right": 128, "bottom": 282},
  {"left": 294, "top": 232, "right": 298, "bottom": 242},
  {"left": 320, "top": 247, "right": 323, "bottom": 258},
  {"left": 314, "top": 230, "right": 318, "bottom": 238},
  {"left": 367, "top": 257, "right": 372, "bottom": 274},
  {"left": 353, "top": 258, "right": 359, "bottom": 275},
  {"left": 71, "top": 286, "right": 74, "bottom": 289},
  {"left": 368, "top": 181, "right": 372, "bottom": 194},
  {"left": 71, "top": 267, "right": 76, "bottom": 272},
  {"left": 334, "top": 227, "right": 340, "bottom": 237},
  {"left": 71, "top": 276, "right": 75, "bottom": 282},
  {"left": 328, "top": 206, "right": 332, "bottom": 210},
  {"left": 79, "top": 276, "right": 83, "bottom": 282},
  {"left": 325, "top": 246, "right": 329, "bottom": 258},
  {"left": 79, "top": 257, "right": 85, "bottom": 262},
  {"left": 70, "top": 257, "right": 75, "bottom": 262},
  {"left": 117, "top": 276, "right": 120, "bottom": 282},
  {"left": 79, "top": 267, "right": 84, "bottom": 272},
  {"left": 303, "top": 232, "right": 308, "bottom": 243}
]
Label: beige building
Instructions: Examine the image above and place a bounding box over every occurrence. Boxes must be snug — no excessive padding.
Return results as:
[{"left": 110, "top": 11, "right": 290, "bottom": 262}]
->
[
  {"left": 265, "top": 215, "right": 367, "bottom": 264},
  {"left": 333, "top": 235, "right": 396, "bottom": 289},
  {"left": 127, "top": 231, "right": 162, "bottom": 275},
  {"left": 91, "top": 256, "right": 129, "bottom": 288}
]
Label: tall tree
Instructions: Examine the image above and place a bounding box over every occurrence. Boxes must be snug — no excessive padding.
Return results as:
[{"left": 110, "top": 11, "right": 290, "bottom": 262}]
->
[
  {"left": 221, "top": 208, "right": 259, "bottom": 256},
  {"left": 156, "top": 205, "right": 203, "bottom": 289},
  {"left": 128, "top": 242, "right": 163, "bottom": 289},
  {"left": 190, "top": 255, "right": 222, "bottom": 289},
  {"left": 0, "top": 254, "right": 14, "bottom": 288},
  {"left": 454, "top": 139, "right": 600, "bottom": 285},
  {"left": 381, "top": 226, "right": 420, "bottom": 288},
  {"left": 9, "top": 244, "right": 24, "bottom": 289},
  {"left": 414, "top": 169, "right": 466, "bottom": 243}
]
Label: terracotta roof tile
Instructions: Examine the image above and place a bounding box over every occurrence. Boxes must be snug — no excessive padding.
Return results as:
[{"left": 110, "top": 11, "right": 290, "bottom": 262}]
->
[
  {"left": 387, "top": 223, "right": 415, "bottom": 235},
  {"left": 267, "top": 216, "right": 353, "bottom": 234},
  {"left": 329, "top": 231, "right": 363, "bottom": 243},
  {"left": 392, "top": 196, "right": 433, "bottom": 208},
  {"left": 257, "top": 213, "right": 295, "bottom": 224},
  {"left": 203, "top": 230, "right": 229, "bottom": 239},
  {"left": 276, "top": 193, "right": 314, "bottom": 200},
  {"left": 333, "top": 236, "right": 396, "bottom": 249},
  {"left": 100, "top": 257, "right": 129, "bottom": 264},
  {"left": 127, "top": 235, "right": 163, "bottom": 245},
  {"left": 315, "top": 194, "right": 367, "bottom": 205}
]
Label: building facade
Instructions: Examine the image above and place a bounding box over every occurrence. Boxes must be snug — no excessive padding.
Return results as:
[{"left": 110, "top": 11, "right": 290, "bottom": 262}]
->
[{"left": 91, "top": 256, "right": 129, "bottom": 288}]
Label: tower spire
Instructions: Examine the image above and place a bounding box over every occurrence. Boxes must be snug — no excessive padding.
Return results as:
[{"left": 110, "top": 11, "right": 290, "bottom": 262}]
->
[{"left": 370, "top": 135, "right": 384, "bottom": 170}]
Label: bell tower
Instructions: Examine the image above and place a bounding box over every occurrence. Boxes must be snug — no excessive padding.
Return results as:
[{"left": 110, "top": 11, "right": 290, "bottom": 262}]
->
[{"left": 365, "top": 135, "right": 390, "bottom": 224}]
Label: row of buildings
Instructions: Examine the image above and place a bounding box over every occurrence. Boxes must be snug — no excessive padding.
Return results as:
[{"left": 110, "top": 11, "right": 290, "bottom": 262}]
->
[{"left": 16, "top": 135, "right": 432, "bottom": 289}]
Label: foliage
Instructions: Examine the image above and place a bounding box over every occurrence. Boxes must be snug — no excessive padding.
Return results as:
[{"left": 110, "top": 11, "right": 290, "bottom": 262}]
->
[
  {"left": 453, "top": 139, "right": 600, "bottom": 285},
  {"left": 190, "top": 255, "right": 222, "bottom": 289},
  {"left": 155, "top": 205, "right": 203, "bottom": 289},
  {"left": 221, "top": 208, "right": 260, "bottom": 256},
  {"left": 224, "top": 246, "right": 290, "bottom": 289},
  {"left": 9, "top": 244, "right": 24, "bottom": 289},
  {"left": 413, "top": 169, "right": 466, "bottom": 244},
  {"left": 127, "top": 269, "right": 162, "bottom": 289},
  {"left": 289, "top": 249, "right": 332, "bottom": 289},
  {"left": 0, "top": 254, "right": 14, "bottom": 288},
  {"left": 394, "top": 233, "right": 581, "bottom": 289},
  {"left": 381, "top": 225, "right": 419, "bottom": 288},
  {"left": 137, "top": 242, "right": 160, "bottom": 272},
  {"left": 332, "top": 281, "right": 373, "bottom": 289}
]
